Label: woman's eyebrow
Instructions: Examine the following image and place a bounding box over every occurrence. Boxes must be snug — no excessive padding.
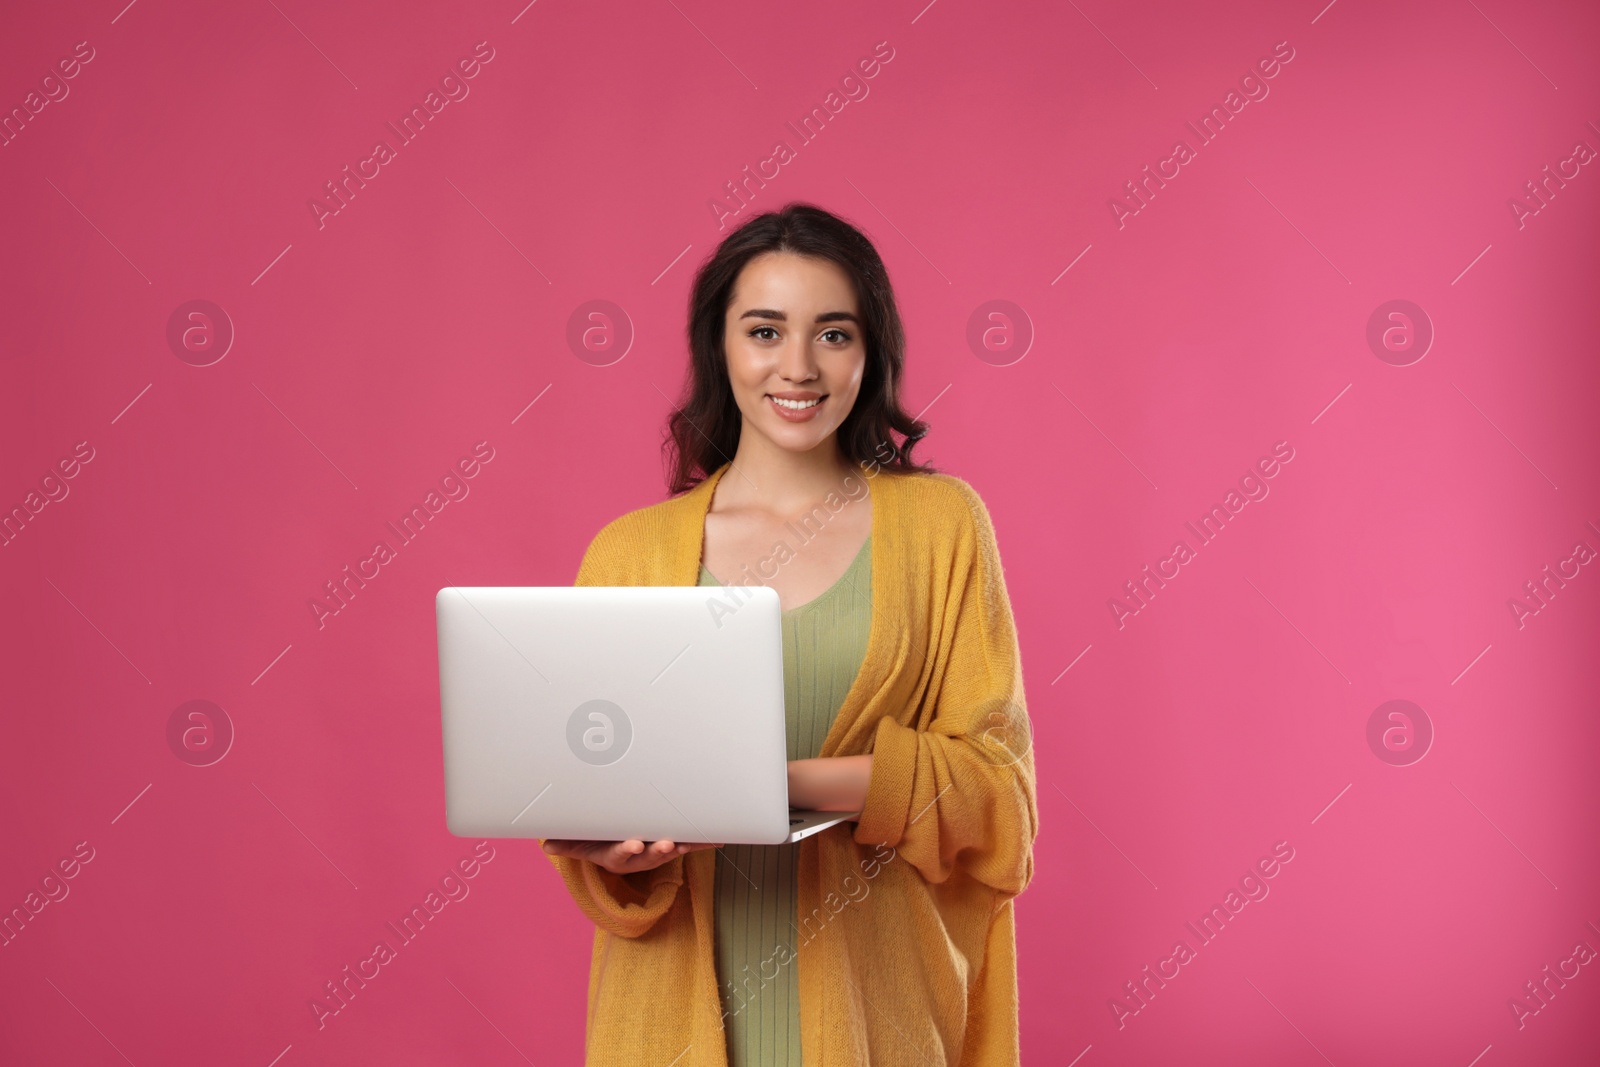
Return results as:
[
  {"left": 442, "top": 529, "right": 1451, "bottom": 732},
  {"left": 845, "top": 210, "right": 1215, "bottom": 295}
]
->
[{"left": 737, "top": 308, "right": 860, "bottom": 324}]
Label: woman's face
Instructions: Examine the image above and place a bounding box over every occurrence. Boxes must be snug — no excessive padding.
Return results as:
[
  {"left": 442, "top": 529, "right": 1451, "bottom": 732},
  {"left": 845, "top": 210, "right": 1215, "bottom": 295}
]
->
[{"left": 722, "top": 251, "right": 866, "bottom": 456}]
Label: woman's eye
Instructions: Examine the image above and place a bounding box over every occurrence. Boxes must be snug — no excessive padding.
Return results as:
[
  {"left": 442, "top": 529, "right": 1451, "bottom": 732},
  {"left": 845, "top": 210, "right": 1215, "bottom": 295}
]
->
[
  {"left": 821, "top": 328, "right": 851, "bottom": 344},
  {"left": 750, "top": 326, "right": 779, "bottom": 340}
]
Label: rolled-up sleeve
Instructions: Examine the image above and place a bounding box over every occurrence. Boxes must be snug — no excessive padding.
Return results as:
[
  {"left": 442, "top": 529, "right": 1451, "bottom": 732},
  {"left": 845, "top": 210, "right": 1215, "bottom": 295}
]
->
[
  {"left": 545, "top": 850, "right": 685, "bottom": 939},
  {"left": 853, "top": 479, "right": 1039, "bottom": 896}
]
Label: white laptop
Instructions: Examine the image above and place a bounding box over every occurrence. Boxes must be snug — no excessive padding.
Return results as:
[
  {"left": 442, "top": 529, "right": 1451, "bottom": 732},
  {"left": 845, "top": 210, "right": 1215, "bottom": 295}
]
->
[{"left": 436, "top": 584, "right": 860, "bottom": 846}]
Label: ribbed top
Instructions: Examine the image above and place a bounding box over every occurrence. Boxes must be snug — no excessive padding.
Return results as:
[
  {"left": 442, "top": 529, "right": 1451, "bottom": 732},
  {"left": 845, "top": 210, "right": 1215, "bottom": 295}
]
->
[{"left": 698, "top": 536, "right": 872, "bottom": 1067}]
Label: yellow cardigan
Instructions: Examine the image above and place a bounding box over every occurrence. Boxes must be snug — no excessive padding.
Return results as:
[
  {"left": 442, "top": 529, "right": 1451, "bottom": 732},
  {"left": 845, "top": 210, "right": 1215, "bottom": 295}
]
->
[{"left": 548, "top": 460, "right": 1038, "bottom": 1066}]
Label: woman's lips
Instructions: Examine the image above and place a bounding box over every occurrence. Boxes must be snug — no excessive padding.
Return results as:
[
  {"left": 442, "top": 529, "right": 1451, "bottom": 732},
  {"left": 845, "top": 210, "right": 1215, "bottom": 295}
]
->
[{"left": 766, "top": 394, "right": 826, "bottom": 422}]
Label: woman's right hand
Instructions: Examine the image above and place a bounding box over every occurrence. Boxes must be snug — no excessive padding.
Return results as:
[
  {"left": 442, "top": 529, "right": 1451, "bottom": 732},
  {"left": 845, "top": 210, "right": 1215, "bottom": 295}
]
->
[{"left": 541, "top": 838, "right": 721, "bottom": 875}]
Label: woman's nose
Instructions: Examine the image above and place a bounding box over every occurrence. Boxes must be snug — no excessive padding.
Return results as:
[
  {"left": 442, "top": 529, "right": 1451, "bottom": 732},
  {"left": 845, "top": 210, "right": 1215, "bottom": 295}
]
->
[{"left": 777, "top": 339, "right": 819, "bottom": 381}]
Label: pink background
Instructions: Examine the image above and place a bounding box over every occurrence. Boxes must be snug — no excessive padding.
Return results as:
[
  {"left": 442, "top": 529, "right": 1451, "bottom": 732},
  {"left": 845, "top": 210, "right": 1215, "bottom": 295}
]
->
[{"left": 3, "top": 0, "right": 1598, "bottom": 1063}]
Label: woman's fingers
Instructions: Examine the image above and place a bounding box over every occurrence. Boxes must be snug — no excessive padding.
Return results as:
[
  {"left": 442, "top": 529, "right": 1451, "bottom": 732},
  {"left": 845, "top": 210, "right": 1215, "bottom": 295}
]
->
[
  {"left": 541, "top": 838, "right": 721, "bottom": 874},
  {"left": 607, "top": 839, "right": 673, "bottom": 873},
  {"left": 542, "top": 839, "right": 619, "bottom": 865}
]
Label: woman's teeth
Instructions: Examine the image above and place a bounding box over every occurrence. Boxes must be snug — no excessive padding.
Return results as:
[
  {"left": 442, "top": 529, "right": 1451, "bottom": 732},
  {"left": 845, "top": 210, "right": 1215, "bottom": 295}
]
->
[{"left": 770, "top": 396, "right": 821, "bottom": 410}]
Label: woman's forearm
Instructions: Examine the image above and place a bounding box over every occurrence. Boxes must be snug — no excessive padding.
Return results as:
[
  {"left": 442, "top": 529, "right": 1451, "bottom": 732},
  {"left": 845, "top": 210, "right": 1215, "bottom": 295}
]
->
[{"left": 787, "top": 755, "right": 873, "bottom": 812}]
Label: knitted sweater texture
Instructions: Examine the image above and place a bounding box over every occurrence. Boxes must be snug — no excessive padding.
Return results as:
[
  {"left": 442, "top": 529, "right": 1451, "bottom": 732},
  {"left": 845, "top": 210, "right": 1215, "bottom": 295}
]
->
[{"left": 548, "top": 460, "right": 1038, "bottom": 1066}]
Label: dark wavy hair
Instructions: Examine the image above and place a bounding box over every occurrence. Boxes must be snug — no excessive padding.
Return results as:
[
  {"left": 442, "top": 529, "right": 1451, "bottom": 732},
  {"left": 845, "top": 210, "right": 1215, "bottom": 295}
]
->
[{"left": 663, "top": 201, "right": 937, "bottom": 495}]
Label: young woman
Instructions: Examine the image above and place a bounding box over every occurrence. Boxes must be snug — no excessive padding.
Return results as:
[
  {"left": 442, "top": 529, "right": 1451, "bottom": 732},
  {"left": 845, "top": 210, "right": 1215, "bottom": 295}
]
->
[{"left": 543, "top": 202, "right": 1037, "bottom": 1066}]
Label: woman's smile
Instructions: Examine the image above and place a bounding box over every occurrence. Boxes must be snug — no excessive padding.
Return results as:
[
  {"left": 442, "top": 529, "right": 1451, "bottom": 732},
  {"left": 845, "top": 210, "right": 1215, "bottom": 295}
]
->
[{"left": 766, "top": 392, "right": 827, "bottom": 420}]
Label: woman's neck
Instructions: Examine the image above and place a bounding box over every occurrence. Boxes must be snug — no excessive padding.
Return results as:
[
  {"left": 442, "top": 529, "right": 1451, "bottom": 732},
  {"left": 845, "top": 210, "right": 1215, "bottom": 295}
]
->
[{"left": 717, "top": 429, "right": 857, "bottom": 519}]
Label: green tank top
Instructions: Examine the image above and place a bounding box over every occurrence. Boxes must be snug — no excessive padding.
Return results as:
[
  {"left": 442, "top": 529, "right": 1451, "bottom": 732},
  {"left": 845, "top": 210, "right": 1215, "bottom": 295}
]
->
[{"left": 697, "top": 535, "right": 873, "bottom": 1067}]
